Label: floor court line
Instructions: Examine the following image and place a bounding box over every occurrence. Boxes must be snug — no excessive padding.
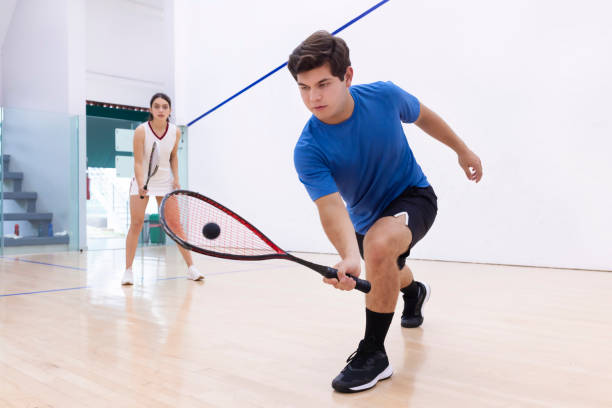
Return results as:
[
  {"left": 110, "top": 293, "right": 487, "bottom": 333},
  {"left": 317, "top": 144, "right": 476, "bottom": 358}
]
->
[
  {"left": 0, "top": 256, "right": 87, "bottom": 271},
  {"left": 0, "top": 286, "right": 90, "bottom": 297}
]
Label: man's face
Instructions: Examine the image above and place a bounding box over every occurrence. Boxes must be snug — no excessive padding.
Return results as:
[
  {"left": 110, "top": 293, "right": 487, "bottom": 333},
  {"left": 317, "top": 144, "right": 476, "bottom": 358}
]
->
[{"left": 296, "top": 63, "right": 353, "bottom": 123}]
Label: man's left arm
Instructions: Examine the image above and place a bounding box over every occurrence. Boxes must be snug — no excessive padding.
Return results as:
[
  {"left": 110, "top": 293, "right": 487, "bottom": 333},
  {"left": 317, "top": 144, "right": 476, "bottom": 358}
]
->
[{"left": 415, "top": 103, "right": 483, "bottom": 183}]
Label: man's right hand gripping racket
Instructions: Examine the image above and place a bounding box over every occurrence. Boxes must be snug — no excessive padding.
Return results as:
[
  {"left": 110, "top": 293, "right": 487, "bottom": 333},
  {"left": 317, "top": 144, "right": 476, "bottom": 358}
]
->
[
  {"left": 159, "top": 190, "right": 371, "bottom": 293},
  {"left": 140, "top": 141, "right": 160, "bottom": 199}
]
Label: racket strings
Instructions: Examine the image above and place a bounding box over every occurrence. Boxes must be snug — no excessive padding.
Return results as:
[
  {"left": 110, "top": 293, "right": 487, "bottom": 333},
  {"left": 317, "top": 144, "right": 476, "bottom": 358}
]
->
[{"left": 163, "top": 194, "right": 281, "bottom": 257}]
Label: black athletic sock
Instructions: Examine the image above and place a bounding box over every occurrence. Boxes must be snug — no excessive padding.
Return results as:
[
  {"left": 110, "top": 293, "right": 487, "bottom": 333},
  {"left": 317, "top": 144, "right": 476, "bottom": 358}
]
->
[
  {"left": 364, "top": 308, "right": 394, "bottom": 352},
  {"left": 400, "top": 280, "right": 419, "bottom": 297}
]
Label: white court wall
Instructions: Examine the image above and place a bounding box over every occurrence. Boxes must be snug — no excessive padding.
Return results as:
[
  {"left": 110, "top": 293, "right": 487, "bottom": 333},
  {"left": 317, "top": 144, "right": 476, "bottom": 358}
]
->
[
  {"left": 1, "top": 0, "right": 86, "bottom": 247},
  {"left": 0, "top": 0, "right": 9, "bottom": 104},
  {"left": 176, "top": 0, "right": 612, "bottom": 271},
  {"left": 86, "top": 0, "right": 174, "bottom": 107},
  {"left": 0, "top": 0, "right": 17, "bottom": 105},
  {"left": 2, "top": 0, "right": 71, "bottom": 112}
]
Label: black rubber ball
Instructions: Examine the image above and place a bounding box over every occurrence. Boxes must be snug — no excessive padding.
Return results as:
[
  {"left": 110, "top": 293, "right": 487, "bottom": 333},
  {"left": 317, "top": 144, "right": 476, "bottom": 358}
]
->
[{"left": 202, "top": 222, "right": 221, "bottom": 240}]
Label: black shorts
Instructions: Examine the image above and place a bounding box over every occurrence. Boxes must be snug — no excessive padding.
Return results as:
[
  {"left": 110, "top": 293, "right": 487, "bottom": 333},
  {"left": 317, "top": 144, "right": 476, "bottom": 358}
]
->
[{"left": 356, "top": 185, "right": 438, "bottom": 269}]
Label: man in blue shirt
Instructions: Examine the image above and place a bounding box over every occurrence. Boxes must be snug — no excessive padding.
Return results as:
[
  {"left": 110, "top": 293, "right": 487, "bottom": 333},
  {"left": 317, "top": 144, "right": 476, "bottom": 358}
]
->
[{"left": 289, "top": 31, "right": 482, "bottom": 393}]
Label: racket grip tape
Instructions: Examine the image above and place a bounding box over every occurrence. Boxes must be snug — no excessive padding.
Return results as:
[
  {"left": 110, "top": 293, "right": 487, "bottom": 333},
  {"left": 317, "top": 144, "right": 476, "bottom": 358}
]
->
[
  {"left": 323, "top": 267, "right": 371, "bottom": 294},
  {"left": 140, "top": 185, "right": 148, "bottom": 200}
]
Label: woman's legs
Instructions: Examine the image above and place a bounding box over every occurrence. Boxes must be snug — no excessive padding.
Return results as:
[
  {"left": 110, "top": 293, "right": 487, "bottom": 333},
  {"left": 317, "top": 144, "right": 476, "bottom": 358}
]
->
[{"left": 122, "top": 194, "right": 149, "bottom": 284}]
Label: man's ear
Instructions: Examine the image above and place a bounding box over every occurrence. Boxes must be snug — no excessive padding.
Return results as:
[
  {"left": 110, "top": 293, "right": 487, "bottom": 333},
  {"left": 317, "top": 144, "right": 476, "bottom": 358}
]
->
[{"left": 344, "top": 66, "right": 354, "bottom": 87}]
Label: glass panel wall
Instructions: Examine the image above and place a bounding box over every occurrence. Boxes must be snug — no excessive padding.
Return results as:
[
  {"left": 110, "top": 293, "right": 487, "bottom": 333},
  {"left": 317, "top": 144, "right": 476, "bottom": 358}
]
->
[
  {"left": 0, "top": 107, "right": 4, "bottom": 255},
  {"left": 1, "top": 107, "right": 80, "bottom": 255}
]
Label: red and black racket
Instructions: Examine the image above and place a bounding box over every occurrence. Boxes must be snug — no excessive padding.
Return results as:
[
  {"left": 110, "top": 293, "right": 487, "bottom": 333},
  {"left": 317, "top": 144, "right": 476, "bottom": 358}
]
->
[{"left": 159, "top": 190, "right": 371, "bottom": 293}]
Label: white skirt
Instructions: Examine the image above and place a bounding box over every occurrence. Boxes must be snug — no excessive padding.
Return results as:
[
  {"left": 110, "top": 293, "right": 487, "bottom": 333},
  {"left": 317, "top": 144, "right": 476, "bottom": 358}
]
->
[{"left": 129, "top": 174, "right": 174, "bottom": 197}]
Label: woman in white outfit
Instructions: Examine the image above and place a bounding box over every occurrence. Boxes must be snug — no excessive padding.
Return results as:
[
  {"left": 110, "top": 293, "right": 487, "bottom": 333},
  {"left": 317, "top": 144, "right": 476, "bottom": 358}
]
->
[{"left": 122, "top": 93, "right": 203, "bottom": 285}]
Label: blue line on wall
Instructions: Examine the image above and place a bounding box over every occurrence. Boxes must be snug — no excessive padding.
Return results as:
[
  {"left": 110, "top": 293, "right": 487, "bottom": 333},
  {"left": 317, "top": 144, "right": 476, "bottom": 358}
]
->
[{"left": 187, "top": 0, "right": 391, "bottom": 127}]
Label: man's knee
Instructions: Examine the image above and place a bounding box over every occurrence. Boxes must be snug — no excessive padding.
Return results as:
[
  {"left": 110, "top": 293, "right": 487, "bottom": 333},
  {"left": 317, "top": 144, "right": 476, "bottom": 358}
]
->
[{"left": 364, "top": 235, "right": 398, "bottom": 267}]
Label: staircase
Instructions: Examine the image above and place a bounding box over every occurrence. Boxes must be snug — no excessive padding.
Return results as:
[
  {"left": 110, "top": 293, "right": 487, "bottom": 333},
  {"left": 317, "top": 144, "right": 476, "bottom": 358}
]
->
[{"left": 2, "top": 154, "right": 70, "bottom": 247}]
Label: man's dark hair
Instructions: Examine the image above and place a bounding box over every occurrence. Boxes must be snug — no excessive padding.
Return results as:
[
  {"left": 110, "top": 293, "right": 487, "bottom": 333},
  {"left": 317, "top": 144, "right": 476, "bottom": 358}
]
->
[{"left": 288, "top": 30, "right": 351, "bottom": 81}]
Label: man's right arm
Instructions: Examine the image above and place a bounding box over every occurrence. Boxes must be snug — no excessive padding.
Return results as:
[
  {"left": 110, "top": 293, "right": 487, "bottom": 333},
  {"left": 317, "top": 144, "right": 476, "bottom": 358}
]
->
[{"left": 315, "top": 193, "right": 361, "bottom": 291}]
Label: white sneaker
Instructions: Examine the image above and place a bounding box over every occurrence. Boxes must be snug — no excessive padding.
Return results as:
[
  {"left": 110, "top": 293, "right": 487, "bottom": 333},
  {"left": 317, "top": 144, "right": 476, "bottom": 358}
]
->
[
  {"left": 187, "top": 265, "right": 204, "bottom": 281},
  {"left": 121, "top": 268, "right": 134, "bottom": 285}
]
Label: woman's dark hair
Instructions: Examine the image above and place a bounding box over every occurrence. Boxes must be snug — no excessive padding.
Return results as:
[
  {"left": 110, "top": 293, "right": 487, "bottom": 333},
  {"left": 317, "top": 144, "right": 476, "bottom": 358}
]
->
[
  {"left": 148, "top": 92, "right": 172, "bottom": 122},
  {"left": 287, "top": 30, "right": 351, "bottom": 81}
]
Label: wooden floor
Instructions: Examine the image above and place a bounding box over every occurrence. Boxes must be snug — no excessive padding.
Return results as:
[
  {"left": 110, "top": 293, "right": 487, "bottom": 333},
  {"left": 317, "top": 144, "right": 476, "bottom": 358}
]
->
[{"left": 0, "top": 247, "right": 610, "bottom": 407}]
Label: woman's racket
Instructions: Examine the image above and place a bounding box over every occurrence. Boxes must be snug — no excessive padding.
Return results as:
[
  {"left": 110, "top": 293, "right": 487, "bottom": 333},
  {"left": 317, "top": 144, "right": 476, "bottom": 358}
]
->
[
  {"left": 140, "top": 141, "right": 160, "bottom": 199},
  {"left": 159, "top": 190, "right": 371, "bottom": 293}
]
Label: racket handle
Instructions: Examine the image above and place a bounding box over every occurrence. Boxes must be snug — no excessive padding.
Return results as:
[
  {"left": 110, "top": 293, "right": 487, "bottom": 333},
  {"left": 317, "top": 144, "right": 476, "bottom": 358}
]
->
[
  {"left": 323, "top": 267, "right": 371, "bottom": 294},
  {"left": 351, "top": 276, "right": 372, "bottom": 294},
  {"left": 140, "top": 185, "right": 148, "bottom": 199},
  {"left": 285, "top": 254, "right": 372, "bottom": 294}
]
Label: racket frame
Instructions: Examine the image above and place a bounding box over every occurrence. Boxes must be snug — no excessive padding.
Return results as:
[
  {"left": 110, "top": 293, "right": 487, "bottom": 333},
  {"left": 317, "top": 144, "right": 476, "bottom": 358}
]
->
[{"left": 159, "top": 190, "right": 371, "bottom": 293}]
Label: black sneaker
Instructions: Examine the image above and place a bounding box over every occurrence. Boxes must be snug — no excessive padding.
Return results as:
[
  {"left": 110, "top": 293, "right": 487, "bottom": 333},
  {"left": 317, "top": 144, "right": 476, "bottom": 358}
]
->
[
  {"left": 401, "top": 281, "right": 431, "bottom": 328},
  {"left": 331, "top": 340, "right": 393, "bottom": 393}
]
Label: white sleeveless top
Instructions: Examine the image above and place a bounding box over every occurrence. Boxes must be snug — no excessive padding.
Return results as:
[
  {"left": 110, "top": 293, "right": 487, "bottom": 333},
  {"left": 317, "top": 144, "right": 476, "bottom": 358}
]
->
[{"left": 129, "top": 121, "right": 177, "bottom": 196}]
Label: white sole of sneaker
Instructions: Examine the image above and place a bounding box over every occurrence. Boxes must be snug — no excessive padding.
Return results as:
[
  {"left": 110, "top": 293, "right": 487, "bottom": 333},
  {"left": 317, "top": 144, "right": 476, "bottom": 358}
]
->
[
  {"left": 349, "top": 364, "right": 393, "bottom": 392},
  {"left": 422, "top": 282, "right": 431, "bottom": 314}
]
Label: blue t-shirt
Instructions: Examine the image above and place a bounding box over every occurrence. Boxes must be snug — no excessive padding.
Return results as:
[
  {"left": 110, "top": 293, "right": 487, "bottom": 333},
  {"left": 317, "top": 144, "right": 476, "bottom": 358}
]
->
[{"left": 293, "top": 81, "right": 429, "bottom": 234}]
